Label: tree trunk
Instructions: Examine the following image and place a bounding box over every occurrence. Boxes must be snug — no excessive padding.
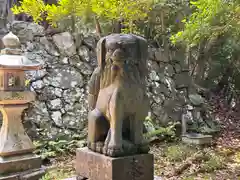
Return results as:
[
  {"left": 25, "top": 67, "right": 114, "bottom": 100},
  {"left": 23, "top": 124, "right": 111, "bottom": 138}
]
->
[
  {"left": 112, "top": 20, "right": 121, "bottom": 33},
  {"left": 94, "top": 16, "right": 102, "bottom": 38}
]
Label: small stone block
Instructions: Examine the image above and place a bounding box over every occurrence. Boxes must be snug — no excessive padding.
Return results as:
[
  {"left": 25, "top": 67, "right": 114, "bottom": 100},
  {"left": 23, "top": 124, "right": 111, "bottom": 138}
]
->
[
  {"left": 0, "top": 154, "right": 42, "bottom": 175},
  {"left": 76, "top": 147, "right": 154, "bottom": 180},
  {"left": 182, "top": 133, "right": 212, "bottom": 145},
  {"left": 0, "top": 168, "right": 46, "bottom": 180}
]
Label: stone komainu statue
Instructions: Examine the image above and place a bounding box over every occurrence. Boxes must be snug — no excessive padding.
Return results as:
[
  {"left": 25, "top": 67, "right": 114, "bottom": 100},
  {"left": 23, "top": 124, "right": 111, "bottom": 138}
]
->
[{"left": 87, "top": 34, "right": 149, "bottom": 157}]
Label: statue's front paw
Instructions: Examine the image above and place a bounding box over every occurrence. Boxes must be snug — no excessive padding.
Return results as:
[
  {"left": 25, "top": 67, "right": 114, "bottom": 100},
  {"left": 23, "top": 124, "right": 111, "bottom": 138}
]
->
[
  {"left": 88, "top": 141, "right": 104, "bottom": 153},
  {"left": 95, "top": 141, "right": 104, "bottom": 153},
  {"left": 105, "top": 144, "right": 123, "bottom": 157}
]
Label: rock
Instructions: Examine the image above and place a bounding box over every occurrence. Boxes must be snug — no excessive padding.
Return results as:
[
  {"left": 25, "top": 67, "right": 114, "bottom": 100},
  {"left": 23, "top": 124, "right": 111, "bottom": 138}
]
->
[
  {"left": 31, "top": 80, "right": 45, "bottom": 90},
  {"left": 149, "top": 71, "right": 160, "bottom": 81},
  {"left": 174, "top": 63, "right": 182, "bottom": 73},
  {"left": 189, "top": 94, "right": 205, "bottom": 106},
  {"left": 155, "top": 49, "right": 168, "bottom": 62},
  {"left": 38, "top": 86, "right": 57, "bottom": 101},
  {"left": 153, "top": 85, "right": 170, "bottom": 97},
  {"left": 151, "top": 103, "right": 164, "bottom": 117},
  {"left": 40, "top": 36, "right": 60, "bottom": 56},
  {"left": 152, "top": 94, "right": 165, "bottom": 104},
  {"left": 49, "top": 99, "right": 63, "bottom": 110},
  {"left": 78, "top": 62, "right": 93, "bottom": 75},
  {"left": 44, "top": 66, "right": 84, "bottom": 89},
  {"left": 148, "top": 48, "right": 156, "bottom": 60},
  {"left": 54, "top": 88, "right": 63, "bottom": 97},
  {"left": 83, "top": 36, "right": 97, "bottom": 49},
  {"left": 11, "top": 21, "right": 44, "bottom": 42},
  {"left": 25, "top": 42, "right": 34, "bottom": 51},
  {"left": 25, "top": 102, "right": 50, "bottom": 125},
  {"left": 69, "top": 56, "right": 93, "bottom": 75},
  {"left": 174, "top": 72, "right": 192, "bottom": 89},
  {"left": 78, "top": 45, "right": 90, "bottom": 62},
  {"left": 164, "top": 64, "right": 175, "bottom": 77},
  {"left": 63, "top": 88, "right": 85, "bottom": 105},
  {"left": 148, "top": 61, "right": 160, "bottom": 72},
  {"left": 161, "top": 76, "right": 176, "bottom": 92},
  {"left": 187, "top": 104, "right": 194, "bottom": 110},
  {"left": 62, "top": 57, "right": 69, "bottom": 64},
  {"left": 53, "top": 32, "right": 76, "bottom": 56},
  {"left": 51, "top": 111, "right": 63, "bottom": 126}
]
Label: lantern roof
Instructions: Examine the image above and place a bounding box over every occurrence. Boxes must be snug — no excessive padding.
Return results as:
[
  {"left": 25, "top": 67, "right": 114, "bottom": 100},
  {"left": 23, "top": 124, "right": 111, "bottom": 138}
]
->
[{"left": 0, "top": 32, "right": 42, "bottom": 70}]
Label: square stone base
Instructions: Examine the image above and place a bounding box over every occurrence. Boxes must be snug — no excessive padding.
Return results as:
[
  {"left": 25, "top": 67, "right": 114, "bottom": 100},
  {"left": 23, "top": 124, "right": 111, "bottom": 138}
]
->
[
  {"left": 182, "top": 133, "right": 212, "bottom": 145},
  {"left": 0, "top": 153, "right": 45, "bottom": 180},
  {"left": 0, "top": 168, "right": 46, "bottom": 180},
  {"left": 76, "top": 147, "right": 154, "bottom": 180}
]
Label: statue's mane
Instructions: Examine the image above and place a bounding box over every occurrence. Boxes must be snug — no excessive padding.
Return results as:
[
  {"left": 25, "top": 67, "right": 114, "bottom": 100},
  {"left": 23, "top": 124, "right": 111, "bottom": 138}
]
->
[{"left": 99, "top": 59, "right": 147, "bottom": 89}]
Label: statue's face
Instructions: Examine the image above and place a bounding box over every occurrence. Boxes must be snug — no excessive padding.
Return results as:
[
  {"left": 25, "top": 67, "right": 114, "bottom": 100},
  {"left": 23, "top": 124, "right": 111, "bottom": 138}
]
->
[{"left": 105, "top": 35, "right": 138, "bottom": 69}]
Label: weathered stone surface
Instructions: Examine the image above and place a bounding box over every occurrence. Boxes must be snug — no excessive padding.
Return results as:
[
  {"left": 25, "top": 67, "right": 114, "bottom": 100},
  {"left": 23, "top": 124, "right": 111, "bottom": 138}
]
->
[
  {"left": 182, "top": 133, "right": 212, "bottom": 145},
  {"left": 0, "top": 154, "right": 42, "bottom": 175},
  {"left": 39, "top": 36, "right": 60, "bottom": 56},
  {"left": 189, "top": 94, "right": 204, "bottom": 106},
  {"left": 11, "top": 21, "right": 45, "bottom": 42},
  {"left": 64, "top": 175, "right": 162, "bottom": 180},
  {"left": 6, "top": 21, "right": 216, "bottom": 139},
  {"left": 0, "top": 168, "right": 45, "bottom": 180},
  {"left": 174, "top": 72, "right": 192, "bottom": 88},
  {"left": 164, "top": 64, "right": 174, "bottom": 77},
  {"left": 78, "top": 46, "right": 90, "bottom": 62},
  {"left": 44, "top": 66, "right": 84, "bottom": 89},
  {"left": 154, "top": 49, "right": 168, "bottom": 62},
  {"left": 76, "top": 148, "right": 154, "bottom": 180},
  {"left": 53, "top": 32, "right": 76, "bottom": 56}
]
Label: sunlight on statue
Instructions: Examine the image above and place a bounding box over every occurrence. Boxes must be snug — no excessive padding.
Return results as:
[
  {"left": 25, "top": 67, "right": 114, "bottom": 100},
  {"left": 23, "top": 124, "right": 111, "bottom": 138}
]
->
[{"left": 87, "top": 34, "right": 149, "bottom": 157}]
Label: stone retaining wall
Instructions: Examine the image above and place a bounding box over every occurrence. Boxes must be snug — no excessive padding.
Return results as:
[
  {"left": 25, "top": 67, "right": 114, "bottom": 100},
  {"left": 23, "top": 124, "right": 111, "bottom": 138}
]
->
[{"left": 2, "top": 21, "right": 216, "bottom": 139}]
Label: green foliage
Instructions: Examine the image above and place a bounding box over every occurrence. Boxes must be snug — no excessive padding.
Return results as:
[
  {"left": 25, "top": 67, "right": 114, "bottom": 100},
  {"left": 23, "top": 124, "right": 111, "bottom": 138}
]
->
[
  {"left": 11, "top": 0, "right": 152, "bottom": 33},
  {"left": 34, "top": 134, "right": 86, "bottom": 159},
  {"left": 171, "top": 0, "right": 240, "bottom": 47},
  {"left": 164, "top": 144, "right": 197, "bottom": 162},
  {"left": 144, "top": 116, "right": 179, "bottom": 142},
  {"left": 41, "top": 168, "right": 74, "bottom": 180},
  {"left": 200, "top": 152, "right": 225, "bottom": 172},
  {"left": 144, "top": 121, "right": 177, "bottom": 139},
  {"left": 11, "top": 0, "right": 46, "bottom": 23}
]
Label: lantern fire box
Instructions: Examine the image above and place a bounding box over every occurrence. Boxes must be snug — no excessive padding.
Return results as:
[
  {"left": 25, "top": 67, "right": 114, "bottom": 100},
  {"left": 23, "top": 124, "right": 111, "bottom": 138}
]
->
[{"left": 0, "top": 32, "right": 45, "bottom": 180}]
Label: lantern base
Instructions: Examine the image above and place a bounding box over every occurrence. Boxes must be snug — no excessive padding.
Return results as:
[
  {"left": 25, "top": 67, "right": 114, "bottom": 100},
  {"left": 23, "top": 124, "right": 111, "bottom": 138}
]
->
[
  {"left": 0, "top": 153, "right": 45, "bottom": 179},
  {"left": 0, "top": 168, "right": 45, "bottom": 180}
]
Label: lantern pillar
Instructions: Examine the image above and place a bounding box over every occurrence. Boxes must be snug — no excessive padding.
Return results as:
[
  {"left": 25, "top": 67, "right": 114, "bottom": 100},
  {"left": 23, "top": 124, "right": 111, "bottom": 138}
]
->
[{"left": 0, "top": 32, "right": 45, "bottom": 179}]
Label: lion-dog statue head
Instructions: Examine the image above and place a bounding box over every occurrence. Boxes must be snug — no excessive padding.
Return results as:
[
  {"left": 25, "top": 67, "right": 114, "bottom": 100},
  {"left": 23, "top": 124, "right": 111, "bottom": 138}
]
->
[{"left": 87, "top": 34, "right": 149, "bottom": 157}]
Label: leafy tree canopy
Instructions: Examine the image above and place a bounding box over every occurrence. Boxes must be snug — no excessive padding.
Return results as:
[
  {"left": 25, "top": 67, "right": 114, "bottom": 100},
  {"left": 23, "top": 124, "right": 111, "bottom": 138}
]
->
[
  {"left": 11, "top": 0, "right": 152, "bottom": 33},
  {"left": 171, "top": 0, "right": 240, "bottom": 47}
]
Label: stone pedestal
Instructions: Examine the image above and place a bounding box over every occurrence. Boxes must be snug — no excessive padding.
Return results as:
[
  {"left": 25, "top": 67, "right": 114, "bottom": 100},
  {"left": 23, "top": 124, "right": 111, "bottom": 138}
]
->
[
  {"left": 75, "top": 147, "right": 154, "bottom": 180},
  {"left": 0, "top": 105, "right": 45, "bottom": 179},
  {"left": 182, "top": 133, "right": 212, "bottom": 145},
  {"left": 0, "top": 32, "right": 45, "bottom": 180},
  {"left": 0, "top": 105, "right": 35, "bottom": 156},
  {"left": 0, "top": 154, "right": 45, "bottom": 180}
]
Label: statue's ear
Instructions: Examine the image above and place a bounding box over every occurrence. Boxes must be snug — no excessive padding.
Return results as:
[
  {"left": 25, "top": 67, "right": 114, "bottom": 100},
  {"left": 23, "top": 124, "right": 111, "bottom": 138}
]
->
[
  {"left": 137, "top": 37, "right": 148, "bottom": 61},
  {"left": 96, "top": 37, "right": 106, "bottom": 70},
  {"left": 137, "top": 37, "right": 148, "bottom": 77}
]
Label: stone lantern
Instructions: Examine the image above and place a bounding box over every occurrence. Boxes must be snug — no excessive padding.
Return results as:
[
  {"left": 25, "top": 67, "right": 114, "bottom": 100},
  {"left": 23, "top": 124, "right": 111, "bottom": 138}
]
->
[{"left": 0, "top": 32, "right": 45, "bottom": 179}]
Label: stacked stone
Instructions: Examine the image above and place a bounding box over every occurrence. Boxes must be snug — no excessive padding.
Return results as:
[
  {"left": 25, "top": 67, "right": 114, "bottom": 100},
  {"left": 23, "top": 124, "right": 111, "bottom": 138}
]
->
[
  {"left": 5, "top": 21, "right": 217, "bottom": 139},
  {"left": 147, "top": 48, "right": 217, "bottom": 133},
  {"left": 10, "top": 21, "right": 98, "bottom": 138}
]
